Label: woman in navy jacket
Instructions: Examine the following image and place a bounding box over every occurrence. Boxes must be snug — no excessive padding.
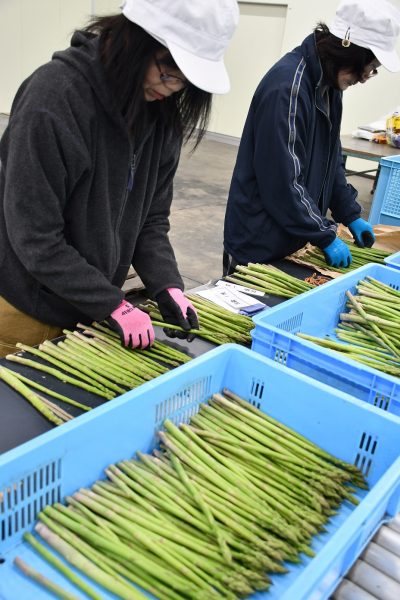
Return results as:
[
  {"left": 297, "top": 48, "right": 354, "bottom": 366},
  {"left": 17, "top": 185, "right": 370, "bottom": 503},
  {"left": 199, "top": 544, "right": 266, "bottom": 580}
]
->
[{"left": 224, "top": 0, "right": 400, "bottom": 274}]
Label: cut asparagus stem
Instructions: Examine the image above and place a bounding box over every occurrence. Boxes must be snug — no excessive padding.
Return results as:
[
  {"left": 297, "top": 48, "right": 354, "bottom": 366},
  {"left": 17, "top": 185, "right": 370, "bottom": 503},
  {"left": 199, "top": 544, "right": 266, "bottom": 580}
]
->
[
  {"left": 25, "top": 531, "right": 104, "bottom": 600},
  {"left": 14, "top": 556, "right": 81, "bottom": 600}
]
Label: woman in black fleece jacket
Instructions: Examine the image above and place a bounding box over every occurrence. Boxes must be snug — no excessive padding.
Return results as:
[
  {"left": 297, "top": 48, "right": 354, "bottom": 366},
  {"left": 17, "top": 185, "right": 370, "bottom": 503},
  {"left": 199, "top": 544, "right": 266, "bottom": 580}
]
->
[{"left": 0, "top": 0, "right": 239, "bottom": 356}]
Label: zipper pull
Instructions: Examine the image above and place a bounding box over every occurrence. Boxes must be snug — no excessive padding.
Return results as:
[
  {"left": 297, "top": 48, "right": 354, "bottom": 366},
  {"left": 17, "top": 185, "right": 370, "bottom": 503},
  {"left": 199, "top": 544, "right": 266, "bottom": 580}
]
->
[{"left": 127, "top": 153, "right": 137, "bottom": 192}]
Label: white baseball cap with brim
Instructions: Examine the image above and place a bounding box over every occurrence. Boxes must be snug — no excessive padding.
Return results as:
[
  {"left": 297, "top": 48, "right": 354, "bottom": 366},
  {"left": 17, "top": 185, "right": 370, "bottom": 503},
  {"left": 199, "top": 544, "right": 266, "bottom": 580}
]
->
[
  {"left": 121, "top": 0, "right": 239, "bottom": 94},
  {"left": 330, "top": 0, "right": 400, "bottom": 72}
]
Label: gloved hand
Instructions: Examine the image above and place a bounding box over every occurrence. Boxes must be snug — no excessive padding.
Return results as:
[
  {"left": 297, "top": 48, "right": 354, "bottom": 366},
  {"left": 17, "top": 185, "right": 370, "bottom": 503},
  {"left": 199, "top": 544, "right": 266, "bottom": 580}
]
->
[
  {"left": 348, "top": 218, "right": 375, "bottom": 248},
  {"left": 107, "top": 300, "right": 155, "bottom": 349},
  {"left": 156, "top": 288, "right": 199, "bottom": 342},
  {"left": 322, "top": 238, "right": 352, "bottom": 268}
]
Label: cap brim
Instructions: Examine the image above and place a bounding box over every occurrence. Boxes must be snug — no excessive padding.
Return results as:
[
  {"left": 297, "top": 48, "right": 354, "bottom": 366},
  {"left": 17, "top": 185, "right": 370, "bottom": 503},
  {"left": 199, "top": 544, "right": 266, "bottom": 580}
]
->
[
  {"left": 167, "top": 41, "right": 231, "bottom": 94},
  {"left": 371, "top": 46, "right": 400, "bottom": 72}
]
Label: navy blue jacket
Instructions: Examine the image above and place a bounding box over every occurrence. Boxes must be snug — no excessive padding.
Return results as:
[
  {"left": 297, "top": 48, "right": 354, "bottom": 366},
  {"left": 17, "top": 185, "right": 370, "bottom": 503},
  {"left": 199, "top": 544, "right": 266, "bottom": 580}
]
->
[{"left": 224, "top": 33, "right": 361, "bottom": 264}]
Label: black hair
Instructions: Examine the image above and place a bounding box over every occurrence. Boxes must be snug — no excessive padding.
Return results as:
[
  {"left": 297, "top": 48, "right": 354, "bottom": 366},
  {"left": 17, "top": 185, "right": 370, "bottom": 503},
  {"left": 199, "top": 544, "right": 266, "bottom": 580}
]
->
[
  {"left": 314, "top": 22, "right": 375, "bottom": 87},
  {"left": 83, "top": 14, "right": 212, "bottom": 148}
]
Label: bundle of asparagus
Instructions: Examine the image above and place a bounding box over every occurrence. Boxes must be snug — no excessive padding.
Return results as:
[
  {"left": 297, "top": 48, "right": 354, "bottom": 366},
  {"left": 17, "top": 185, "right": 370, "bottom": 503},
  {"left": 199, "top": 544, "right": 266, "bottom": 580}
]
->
[
  {"left": 15, "top": 390, "right": 366, "bottom": 599},
  {"left": 0, "top": 366, "right": 88, "bottom": 425},
  {"left": 298, "top": 276, "right": 400, "bottom": 377},
  {"left": 141, "top": 295, "right": 253, "bottom": 346},
  {"left": 141, "top": 266, "right": 312, "bottom": 344},
  {"left": 3, "top": 323, "right": 190, "bottom": 425},
  {"left": 290, "top": 240, "right": 390, "bottom": 274},
  {"left": 225, "top": 264, "right": 313, "bottom": 298}
]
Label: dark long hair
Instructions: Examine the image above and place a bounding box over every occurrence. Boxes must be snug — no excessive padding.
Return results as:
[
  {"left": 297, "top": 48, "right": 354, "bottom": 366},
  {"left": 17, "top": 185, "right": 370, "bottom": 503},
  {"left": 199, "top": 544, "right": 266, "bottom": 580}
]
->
[
  {"left": 315, "top": 22, "right": 375, "bottom": 87},
  {"left": 83, "top": 14, "right": 212, "bottom": 148}
]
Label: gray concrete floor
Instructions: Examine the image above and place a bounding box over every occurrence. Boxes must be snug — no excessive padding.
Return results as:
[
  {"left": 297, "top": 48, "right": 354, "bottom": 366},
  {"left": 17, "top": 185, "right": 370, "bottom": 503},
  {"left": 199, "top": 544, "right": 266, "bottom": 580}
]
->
[
  {"left": 0, "top": 113, "right": 375, "bottom": 290},
  {"left": 171, "top": 138, "right": 238, "bottom": 288}
]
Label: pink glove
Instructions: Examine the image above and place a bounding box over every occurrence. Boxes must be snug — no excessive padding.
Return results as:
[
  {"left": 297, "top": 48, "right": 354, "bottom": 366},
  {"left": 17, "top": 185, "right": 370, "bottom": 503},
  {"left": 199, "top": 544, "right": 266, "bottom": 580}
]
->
[
  {"left": 156, "top": 288, "right": 199, "bottom": 341},
  {"left": 107, "top": 300, "right": 155, "bottom": 349}
]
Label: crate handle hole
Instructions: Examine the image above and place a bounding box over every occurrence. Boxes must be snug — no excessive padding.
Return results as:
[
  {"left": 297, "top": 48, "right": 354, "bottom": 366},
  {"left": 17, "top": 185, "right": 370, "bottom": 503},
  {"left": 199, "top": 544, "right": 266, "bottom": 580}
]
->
[
  {"left": 251, "top": 379, "right": 265, "bottom": 401},
  {"left": 0, "top": 557, "right": 5, "bottom": 564},
  {"left": 249, "top": 400, "right": 261, "bottom": 409}
]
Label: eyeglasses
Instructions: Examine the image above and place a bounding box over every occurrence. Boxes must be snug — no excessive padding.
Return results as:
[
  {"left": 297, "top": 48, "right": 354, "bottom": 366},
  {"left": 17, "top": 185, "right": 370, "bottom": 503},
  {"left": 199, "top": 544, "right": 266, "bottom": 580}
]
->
[
  {"left": 364, "top": 67, "right": 379, "bottom": 79},
  {"left": 154, "top": 56, "right": 187, "bottom": 89},
  {"left": 359, "top": 65, "right": 379, "bottom": 83}
]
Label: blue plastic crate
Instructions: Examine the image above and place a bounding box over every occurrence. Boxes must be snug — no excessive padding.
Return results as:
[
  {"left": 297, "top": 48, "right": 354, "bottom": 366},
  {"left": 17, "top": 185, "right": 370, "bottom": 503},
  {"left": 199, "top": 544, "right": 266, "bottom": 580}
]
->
[
  {"left": 252, "top": 263, "right": 400, "bottom": 416},
  {"left": 1, "top": 344, "right": 400, "bottom": 600},
  {"left": 369, "top": 155, "right": 400, "bottom": 225},
  {"left": 384, "top": 249, "right": 400, "bottom": 270}
]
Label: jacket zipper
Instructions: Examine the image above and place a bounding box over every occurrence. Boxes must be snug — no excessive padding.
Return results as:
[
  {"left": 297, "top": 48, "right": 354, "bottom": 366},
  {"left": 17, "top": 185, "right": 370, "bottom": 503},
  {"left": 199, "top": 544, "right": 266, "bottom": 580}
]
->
[
  {"left": 127, "top": 153, "right": 137, "bottom": 192},
  {"left": 315, "top": 102, "right": 332, "bottom": 212},
  {"left": 113, "top": 152, "right": 137, "bottom": 270}
]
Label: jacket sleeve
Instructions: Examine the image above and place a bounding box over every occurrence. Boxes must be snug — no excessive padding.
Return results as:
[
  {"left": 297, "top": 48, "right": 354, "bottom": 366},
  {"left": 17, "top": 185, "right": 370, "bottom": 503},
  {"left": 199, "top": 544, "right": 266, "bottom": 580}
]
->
[
  {"left": 3, "top": 110, "right": 124, "bottom": 321},
  {"left": 131, "top": 130, "right": 184, "bottom": 298},
  {"left": 328, "top": 141, "right": 362, "bottom": 225},
  {"left": 251, "top": 71, "right": 337, "bottom": 249}
]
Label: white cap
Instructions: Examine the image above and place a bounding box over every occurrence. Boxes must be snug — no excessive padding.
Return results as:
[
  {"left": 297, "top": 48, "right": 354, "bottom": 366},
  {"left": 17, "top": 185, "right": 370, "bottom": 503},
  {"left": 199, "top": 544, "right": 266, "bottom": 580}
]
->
[
  {"left": 330, "top": 0, "right": 400, "bottom": 72},
  {"left": 121, "top": 0, "right": 239, "bottom": 94}
]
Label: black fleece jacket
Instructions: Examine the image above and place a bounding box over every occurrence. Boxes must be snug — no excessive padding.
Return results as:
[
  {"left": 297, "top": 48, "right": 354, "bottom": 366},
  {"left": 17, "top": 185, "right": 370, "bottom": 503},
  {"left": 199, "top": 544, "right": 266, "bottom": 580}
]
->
[
  {"left": 224, "top": 33, "right": 362, "bottom": 265},
  {"left": 0, "top": 32, "right": 183, "bottom": 327}
]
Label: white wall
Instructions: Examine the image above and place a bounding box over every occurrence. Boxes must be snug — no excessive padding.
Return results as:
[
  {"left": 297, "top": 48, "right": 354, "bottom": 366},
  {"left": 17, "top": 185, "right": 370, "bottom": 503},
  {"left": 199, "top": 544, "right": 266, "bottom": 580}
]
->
[
  {"left": 0, "top": 0, "right": 93, "bottom": 112},
  {"left": 1, "top": 0, "right": 400, "bottom": 156},
  {"left": 209, "top": 2, "right": 287, "bottom": 138}
]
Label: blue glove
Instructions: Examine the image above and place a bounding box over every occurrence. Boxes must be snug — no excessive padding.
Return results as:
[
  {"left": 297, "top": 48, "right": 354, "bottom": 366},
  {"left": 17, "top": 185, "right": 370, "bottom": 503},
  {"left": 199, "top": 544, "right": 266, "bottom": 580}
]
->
[
  {"left": 322, "top": 238, "right": 352, "bottom": 268},
  {"left": 348, "top": 218, "right": 375, "bottom": 248}
]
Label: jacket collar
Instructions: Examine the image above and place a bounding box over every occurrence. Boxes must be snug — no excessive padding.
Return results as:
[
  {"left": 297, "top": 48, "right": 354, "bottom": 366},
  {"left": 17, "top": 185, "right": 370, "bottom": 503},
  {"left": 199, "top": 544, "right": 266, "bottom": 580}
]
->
[{"left": 300, "top": 32, "right": 337, "bottom": 116}]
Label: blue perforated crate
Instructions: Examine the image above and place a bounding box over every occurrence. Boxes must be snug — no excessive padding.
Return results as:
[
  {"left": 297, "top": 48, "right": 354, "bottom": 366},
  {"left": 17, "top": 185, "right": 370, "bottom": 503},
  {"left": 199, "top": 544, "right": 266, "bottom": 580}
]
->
[
  {"left": 251, "top": 263, "right": 400, "bottom": 416},
  {"left": 1, "top": 344, "right": 400, "bottom": 600},
  {"left": 369, "top": 155, "right": 400, "bottom": 225},
  {"left": 384, "top": 249, "right": 400, "bottom": 270}
]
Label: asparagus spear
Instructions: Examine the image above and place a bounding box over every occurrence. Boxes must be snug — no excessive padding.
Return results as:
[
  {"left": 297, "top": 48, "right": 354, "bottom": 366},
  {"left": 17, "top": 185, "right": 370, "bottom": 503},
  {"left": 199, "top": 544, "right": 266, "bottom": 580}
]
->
[
  {"left": 14, "top": 556, "right": 81, "bottom": 600},
  {"left": 25, "top": 531, "right": 103, "bottom": 600},
  {"left": 167, "top": 448, "right": 233, "bottom": 564},
  {"left": 35, "top": 522, "right": 148, "bottom": 599}
]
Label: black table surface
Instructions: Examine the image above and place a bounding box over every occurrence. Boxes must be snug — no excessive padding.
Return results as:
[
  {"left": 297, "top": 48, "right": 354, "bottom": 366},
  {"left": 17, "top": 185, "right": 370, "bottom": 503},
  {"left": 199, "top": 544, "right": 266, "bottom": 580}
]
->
[
  {"left": 0, "top": 259, "right": 315, "bottom": 455},
  {"left": 0, "top": 329, "right": 216, "bottom": 454}
]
